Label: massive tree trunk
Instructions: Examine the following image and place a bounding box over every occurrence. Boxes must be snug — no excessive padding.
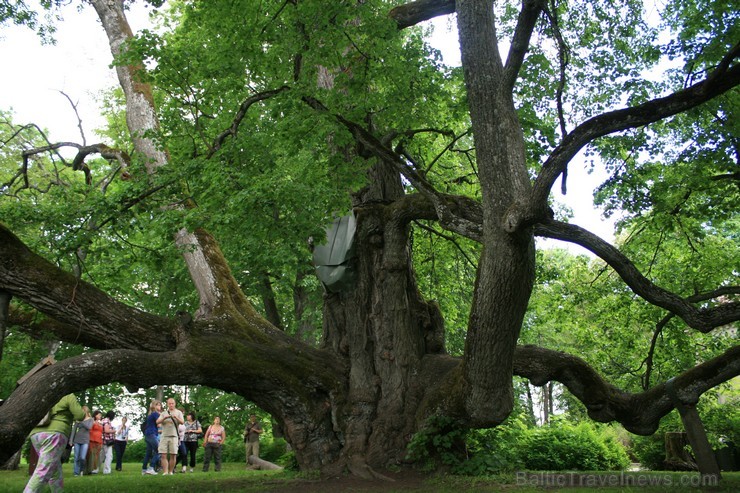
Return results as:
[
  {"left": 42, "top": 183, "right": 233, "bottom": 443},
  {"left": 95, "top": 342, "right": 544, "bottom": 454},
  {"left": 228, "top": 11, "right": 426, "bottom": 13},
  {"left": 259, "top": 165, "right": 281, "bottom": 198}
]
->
[
  {"left": 0, "top": 0, "right": 738, "bottom": 476},
  {"left": 320, "top": 160, "right": 448, "bottom": 473}
]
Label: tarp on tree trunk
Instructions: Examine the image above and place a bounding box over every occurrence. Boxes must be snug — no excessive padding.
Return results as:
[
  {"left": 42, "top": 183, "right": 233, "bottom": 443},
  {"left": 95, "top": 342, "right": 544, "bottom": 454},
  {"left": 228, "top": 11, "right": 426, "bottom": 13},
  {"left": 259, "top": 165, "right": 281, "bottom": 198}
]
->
[{"left": 312, "top": 214, "right": 357, "bottom": 293}]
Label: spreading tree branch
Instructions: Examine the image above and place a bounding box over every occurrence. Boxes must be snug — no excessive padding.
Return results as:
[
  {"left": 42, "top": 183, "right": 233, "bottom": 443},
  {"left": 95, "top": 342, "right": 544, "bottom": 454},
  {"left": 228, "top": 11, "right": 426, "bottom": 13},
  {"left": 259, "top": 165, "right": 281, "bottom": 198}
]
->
[
  {"left": 503, "top": 0, "right": 546, "bottom": 91},
  {"left": 206, "top": 86, "right": 291, "bottom": 158},
  {"left": 389, "top": 0, "right": 455, "bottom": 29},
  {"left": 0, "top": 223, "right": 175, "bottom": 350},
  {"left": 508, "top": 44, "right": 740, "bottom": 231},
  {"left": 513, "top": 344, "right": 740, "bottom": 435},
  {"left": 534, "top": 219, "right": 740, "bottom": 332},
  {"left": 303, "top": 96, "right": 483, "bottom": 241}
]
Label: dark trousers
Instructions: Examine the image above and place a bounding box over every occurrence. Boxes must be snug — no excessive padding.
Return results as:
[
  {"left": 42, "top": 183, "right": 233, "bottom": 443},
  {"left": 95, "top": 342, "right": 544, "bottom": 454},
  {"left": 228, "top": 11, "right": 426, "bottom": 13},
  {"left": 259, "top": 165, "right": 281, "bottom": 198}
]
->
[
  {"left": 175, "top": 441, "right": 187, "bottom": 467},
  {"left": 184, "top": 441, "right": 198, "bottom": 467},
  {"left": 113, "top": 440, "right": 127, "bottom": 470},
  {"left": 202, "top": 443, "right": 222, "bottom": 472}
]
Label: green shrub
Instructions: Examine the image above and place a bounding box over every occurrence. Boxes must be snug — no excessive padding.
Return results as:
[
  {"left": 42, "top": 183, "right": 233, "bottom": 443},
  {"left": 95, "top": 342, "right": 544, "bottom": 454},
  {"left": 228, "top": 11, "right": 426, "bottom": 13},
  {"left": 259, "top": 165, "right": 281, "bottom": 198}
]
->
[
  {"left": 406, "top": 415, "right": 468, "bottom": 472},
  {"left": 124, "top": 439, "right": 146, "bottom": 463},
  {"left": 276, "top": 449, "right": 299, "bottom": 470},
  {"left": 523, "top": 420, "right": 630, "bottom": 471},
  {"left": 260, "top": 438, "right": 289, "bottom": 464},
  {"left": 406, "top": 414, "right": 528, "bottom": 475},
  {"left": 460, "top": 415, "right": 528, "bottom": 474},
  {"left": 630, "top": 433, "right": 666, "bottom": 470}
]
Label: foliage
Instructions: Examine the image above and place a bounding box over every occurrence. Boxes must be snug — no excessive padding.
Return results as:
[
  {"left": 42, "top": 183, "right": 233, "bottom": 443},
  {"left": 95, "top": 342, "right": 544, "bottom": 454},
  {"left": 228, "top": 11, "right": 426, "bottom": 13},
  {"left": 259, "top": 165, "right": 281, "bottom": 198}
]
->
[
  {"left": 522, "top": 419, "right": 630, "bottom": 471},
  {"left": 406, "top": 415, "right": 469, "bottom": 472},
  {"left": 407, "top": 414, "right": 630, "bottom": 475}
]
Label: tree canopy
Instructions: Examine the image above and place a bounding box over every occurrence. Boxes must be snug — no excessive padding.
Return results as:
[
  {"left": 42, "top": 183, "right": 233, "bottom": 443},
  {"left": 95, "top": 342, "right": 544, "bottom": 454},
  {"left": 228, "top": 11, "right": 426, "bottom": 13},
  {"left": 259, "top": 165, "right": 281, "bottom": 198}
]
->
[{"left": 0, "top": 0, "right": 737, "bottom": 476}]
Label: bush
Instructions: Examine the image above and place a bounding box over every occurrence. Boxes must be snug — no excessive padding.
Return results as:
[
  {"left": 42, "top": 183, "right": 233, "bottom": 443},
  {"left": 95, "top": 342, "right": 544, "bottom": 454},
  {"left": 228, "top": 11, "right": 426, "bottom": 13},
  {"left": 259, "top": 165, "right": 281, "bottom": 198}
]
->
[
  {"left": 523, "top": 420, "right": 630, "bottom": 471},
  {"left": 406, "top": 414, "right": 528, "bottom": 475},
  {"left": 276, "top": 449, "right": 299, "bottom": 470},
  {"left": 260, "top": 438, "right": 289, "bottom": 463},
  {"left": 459, "top": 415, "right": 528, "bottom": 474},
  {"left": 630, "top": 433, "right": 666, "bottom": 470},
  {"left": 124, "top": 439, "right": 146, "bottom": 464},
  {"left": 406, "top": 415, "right": 468, "bottom": 472}
]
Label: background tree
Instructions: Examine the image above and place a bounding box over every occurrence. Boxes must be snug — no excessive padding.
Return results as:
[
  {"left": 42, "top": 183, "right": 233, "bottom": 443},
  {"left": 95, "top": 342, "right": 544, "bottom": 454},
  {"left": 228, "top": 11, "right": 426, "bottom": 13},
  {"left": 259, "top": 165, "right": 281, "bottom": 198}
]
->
[{"left": 0, "top": 0, "right": 738, "bottom": 477}]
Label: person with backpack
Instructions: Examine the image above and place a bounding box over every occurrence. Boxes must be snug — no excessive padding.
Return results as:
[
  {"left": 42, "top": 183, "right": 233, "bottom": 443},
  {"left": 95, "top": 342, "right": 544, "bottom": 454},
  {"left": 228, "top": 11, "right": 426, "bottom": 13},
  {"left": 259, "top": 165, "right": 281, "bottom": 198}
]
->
[{"left": 24, "top": 393, "right": 85, "bottom": 493}]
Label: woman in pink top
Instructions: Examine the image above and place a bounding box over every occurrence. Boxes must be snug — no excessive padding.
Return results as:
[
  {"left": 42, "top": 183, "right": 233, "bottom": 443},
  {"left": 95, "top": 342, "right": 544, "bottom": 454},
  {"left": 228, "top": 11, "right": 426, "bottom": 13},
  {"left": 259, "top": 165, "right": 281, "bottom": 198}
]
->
[{"left": 201, "top": 416, "right": 226, "bottom": 472}]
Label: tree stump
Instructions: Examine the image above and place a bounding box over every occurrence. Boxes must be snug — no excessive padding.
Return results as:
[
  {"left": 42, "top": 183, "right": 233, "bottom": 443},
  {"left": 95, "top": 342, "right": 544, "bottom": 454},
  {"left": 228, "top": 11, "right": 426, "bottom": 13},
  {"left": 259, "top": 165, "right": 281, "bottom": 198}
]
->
[{"left": 664, "top": 432, "right": 698, "bottom": 471}]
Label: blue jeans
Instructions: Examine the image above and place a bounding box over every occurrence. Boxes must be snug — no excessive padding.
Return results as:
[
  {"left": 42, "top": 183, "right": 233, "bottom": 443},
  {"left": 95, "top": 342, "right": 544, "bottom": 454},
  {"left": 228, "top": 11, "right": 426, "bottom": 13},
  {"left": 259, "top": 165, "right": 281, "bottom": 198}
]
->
[
  {"left": 142, "top": 434, "right": 159, "bottom": 471},
  {"left": 73, "top": 443, "right": 88, "bottom": 476}
]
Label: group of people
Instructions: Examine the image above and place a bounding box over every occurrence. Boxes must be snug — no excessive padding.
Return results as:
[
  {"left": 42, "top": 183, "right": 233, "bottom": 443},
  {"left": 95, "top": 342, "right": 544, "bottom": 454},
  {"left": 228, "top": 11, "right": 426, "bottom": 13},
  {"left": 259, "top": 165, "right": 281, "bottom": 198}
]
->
[
  {"left": 141, "top": 397, "right": 262, "bottom": 475},
  {"left": 24, "top": 393, "right": 264, "bottom": 492},
  {"left": 69, "top": 407, "right": 130, "bottom": 476}
]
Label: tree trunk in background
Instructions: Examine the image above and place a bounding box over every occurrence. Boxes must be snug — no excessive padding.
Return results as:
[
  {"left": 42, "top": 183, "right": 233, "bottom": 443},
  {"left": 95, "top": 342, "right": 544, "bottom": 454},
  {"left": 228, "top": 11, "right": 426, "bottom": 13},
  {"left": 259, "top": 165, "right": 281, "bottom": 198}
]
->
[
  {"left": 260, "top": 273, "right": 283, "bottom": 330},
  {"left": 293, "top": 268, "right": 318, "bottom": 342},
  {"left": 676, "top": 404, "right": 722, "bottom": 478},
  {"left": 0, "top": 291, "right": 9, "bottom": 362}
]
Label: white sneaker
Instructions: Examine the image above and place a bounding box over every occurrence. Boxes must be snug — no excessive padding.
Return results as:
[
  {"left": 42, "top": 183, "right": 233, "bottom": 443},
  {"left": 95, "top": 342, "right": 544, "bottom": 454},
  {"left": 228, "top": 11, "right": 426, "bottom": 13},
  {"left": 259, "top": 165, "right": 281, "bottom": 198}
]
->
[
  {"left": 145, "top": 468, "right": 158, "bottom": 475},
  {"left": 182, "top": 465, "right": 186, "bottom": 473}
]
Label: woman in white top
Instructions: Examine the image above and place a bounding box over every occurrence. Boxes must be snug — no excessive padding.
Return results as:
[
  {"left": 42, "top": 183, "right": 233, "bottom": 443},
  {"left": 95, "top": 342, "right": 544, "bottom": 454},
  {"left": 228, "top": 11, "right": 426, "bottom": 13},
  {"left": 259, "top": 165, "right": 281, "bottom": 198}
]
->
[{"left": 113, "top": 416, "right": 130, "bottom": 472}]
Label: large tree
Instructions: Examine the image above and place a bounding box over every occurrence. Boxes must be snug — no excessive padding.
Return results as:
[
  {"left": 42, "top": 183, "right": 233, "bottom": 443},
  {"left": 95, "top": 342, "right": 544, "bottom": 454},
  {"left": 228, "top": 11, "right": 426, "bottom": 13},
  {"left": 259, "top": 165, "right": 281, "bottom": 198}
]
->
[{"left": 1, "top": 0, "right": 738, "bottom": 476}]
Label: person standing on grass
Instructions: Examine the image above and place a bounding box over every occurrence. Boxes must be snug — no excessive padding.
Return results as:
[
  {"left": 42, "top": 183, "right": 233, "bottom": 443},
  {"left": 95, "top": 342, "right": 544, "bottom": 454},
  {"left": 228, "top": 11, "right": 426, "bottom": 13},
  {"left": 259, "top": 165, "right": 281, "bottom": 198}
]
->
[
  {"left": 156, "top": 397, "right": 184, "bottom": 475},
  {"left": 85, "top": 411, "right": 103, "bottom": 475},
  {"left": 113, "top": 416, "right": 130, "bottom": 471},
  {"left": 71, "top": 407, "right": 92, "bottom": 477},
  {"left": 24, "top": 393, "right": 85, "bottom": 493},
  {"left": 101, "top": 410, "right": 116, "bottom": 474},
  {"left": 202, "top": 416, "right": 226, "bottom": 472},
  {"left": 141, "top": 400, "right": 161, "bottom": 475},
  {"left": 243, "top": 414, "right": 263, "bottom": 466},
  {"left": 183, "top": 412, "right": 203, "bottom": 472}
]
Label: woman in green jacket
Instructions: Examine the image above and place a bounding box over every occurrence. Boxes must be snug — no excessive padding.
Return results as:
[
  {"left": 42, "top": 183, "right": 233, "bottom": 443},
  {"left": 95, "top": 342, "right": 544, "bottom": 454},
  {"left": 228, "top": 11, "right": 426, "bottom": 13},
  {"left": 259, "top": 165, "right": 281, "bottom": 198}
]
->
[{"left": 24, "top": 393, "right": 85, "bottom": 493}]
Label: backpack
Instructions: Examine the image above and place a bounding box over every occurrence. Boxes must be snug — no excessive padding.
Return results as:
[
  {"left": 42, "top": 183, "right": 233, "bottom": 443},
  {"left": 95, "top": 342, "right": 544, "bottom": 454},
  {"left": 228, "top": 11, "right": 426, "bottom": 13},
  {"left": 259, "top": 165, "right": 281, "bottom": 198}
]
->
[{"left": 140, "top": 419, "right": 147, "bottom": 433}]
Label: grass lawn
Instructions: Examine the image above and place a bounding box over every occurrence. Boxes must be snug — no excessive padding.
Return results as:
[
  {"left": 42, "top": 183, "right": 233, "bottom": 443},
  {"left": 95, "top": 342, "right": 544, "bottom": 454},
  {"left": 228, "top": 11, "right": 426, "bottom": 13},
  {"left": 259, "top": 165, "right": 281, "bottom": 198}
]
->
[{"left": 1, "top": 463, "right": 738, "bottom": 492}]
